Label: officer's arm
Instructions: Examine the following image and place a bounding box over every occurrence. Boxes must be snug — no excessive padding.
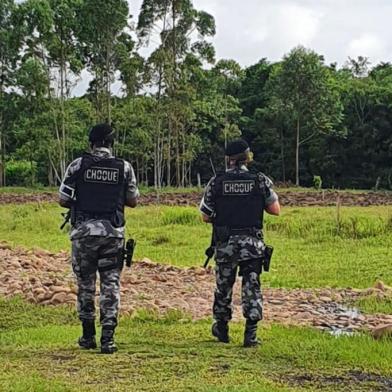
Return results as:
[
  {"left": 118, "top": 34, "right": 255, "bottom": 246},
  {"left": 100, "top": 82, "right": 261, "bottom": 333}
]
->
[
  {"left": 125, "top": 196, "right": 138, "bottom": 208},
  {"left": 201, "top": 213, "right": 212, "bottom": 223},
  {"left": 58, "top": 158, "right": 81, "bottom": 209},
  {"left": 125, "top": 162, "right": 139, "bottom": 208},
  {"left": 59, "top": 198, "right": 73, "bottom": 209},
  {"left": 264, "top": 184, "right": 280, "bottom": 216},
  {"left": 199, "top": 177, "right": 215, "bottom": 224},
  {"left": 265, "top": 200, "right": 281, "bottom": 216}
]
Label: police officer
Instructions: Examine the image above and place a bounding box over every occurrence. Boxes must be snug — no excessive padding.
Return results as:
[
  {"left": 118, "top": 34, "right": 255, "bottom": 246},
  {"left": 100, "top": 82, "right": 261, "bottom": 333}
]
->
[
  {"left": 199, "top": 139, "right": 280, "bottom": 347},
  {"left": 59, "top": 123, "right": 139, "bottom": 354}
]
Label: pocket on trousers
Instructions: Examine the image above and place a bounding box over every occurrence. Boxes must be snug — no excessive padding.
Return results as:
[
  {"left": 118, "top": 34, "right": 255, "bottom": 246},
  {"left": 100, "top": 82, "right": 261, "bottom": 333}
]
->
[{"left": 98, "top": 256, "right": 120, "bottom": 272}]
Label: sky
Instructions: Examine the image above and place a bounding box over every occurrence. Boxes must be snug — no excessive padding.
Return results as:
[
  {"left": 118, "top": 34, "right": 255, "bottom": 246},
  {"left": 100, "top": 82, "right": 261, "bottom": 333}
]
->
[{"left": 74, "top": 0, "right": 392, "bottom": 95}]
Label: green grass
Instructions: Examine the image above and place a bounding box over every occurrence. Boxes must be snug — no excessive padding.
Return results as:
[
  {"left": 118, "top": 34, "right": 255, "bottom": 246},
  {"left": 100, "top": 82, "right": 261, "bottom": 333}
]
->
[
  {"left": 0, "top": 203, "right": 391, "bottom": 288},
  {"left": 354, "top": 295, "right": 392, "bottom": 315},
  {"left": 0, "top": 298, "right": 391, "bottom": 392},
  {"left": 0, "top": 186, "right": 57, "bottom": 194}
]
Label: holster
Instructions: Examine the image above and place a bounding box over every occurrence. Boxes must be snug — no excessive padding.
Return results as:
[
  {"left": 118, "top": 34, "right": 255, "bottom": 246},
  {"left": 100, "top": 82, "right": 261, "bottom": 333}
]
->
[
  {"left": 262, "top": 245, "right": 273, "bottom": 272},
  {"left": 124, "top": 239, "right": 136, "bottom": 268}
]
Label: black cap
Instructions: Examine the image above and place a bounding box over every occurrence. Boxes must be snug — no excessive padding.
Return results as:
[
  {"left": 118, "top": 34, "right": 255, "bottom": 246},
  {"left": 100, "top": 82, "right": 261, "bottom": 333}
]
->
[
  {"left": 225, "top": 139, "right": 249, "bottom": 156},
  {"left": 88, "top": 123, "right": 114, "bottom": 143}
]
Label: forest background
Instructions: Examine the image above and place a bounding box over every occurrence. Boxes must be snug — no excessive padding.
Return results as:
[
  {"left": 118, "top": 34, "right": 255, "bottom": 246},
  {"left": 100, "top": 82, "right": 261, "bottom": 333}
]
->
[{"left": 1, "top": 0, "right": 391, "bottom": 189}]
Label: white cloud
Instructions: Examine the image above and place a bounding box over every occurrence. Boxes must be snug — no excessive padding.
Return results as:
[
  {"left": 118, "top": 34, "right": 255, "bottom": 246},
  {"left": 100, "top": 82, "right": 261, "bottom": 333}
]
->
[
  {"left": 72, "top": 0, "right": 392, "bottom": 95},
  {"left": 267, "top": 3, "right": 322, "bottom": 48},
  {"left": 347, "top": 33, "right": 387, "bottom": 63},
  {"left": 193, "top": 0, "right": 392, "bottom": 66}
]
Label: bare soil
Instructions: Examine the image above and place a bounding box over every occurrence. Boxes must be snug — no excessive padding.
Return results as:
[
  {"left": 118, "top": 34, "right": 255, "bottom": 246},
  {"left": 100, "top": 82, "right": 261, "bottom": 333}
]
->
[
  {"left": 0, "top": 189, "right": 391, "bottom": 206},
  {"left": 1, "top": 243, "right": 391, "bottom": 334},
  {"left": 279, "top": 371, "right": 392, "bottom": 392}
]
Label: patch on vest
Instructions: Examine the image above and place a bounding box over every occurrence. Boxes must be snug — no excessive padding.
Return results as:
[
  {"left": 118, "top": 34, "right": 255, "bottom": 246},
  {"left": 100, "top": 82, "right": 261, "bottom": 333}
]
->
[
  {"left": 222, "top": 180, "right": 255, "bottom": 195},
  {"left": 84, "top": 166, "right": 119, "bottom": 184}
]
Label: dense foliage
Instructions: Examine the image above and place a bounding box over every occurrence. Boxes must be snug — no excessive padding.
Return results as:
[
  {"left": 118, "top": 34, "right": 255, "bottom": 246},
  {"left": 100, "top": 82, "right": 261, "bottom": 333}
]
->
[{"left": 0, "top": 0, "right": 391, "bottom": 188}]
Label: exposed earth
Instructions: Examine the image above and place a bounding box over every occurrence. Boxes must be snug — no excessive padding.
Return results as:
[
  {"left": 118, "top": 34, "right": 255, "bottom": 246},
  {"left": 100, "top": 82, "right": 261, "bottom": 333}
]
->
[
  {"left": 1, "top": 243, "right": 391, "bottom": 337},
  {"left": 0, "top": 189, "right": 391, "bottom": 207}
]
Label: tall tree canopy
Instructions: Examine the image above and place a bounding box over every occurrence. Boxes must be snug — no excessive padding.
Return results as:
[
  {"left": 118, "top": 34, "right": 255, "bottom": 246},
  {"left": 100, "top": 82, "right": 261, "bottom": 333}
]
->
[{"left": 0, "top": 2, "right": 391, "bottom": 190}]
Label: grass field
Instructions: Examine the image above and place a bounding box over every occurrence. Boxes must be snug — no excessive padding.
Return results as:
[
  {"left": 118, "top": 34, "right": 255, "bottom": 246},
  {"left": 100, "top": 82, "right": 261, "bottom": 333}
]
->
[
  {"left": 0, "top": 203, "right": 390, "bottom": 288},
  {"left": 1, "top": 200, "right": 391, "bottom": 391},
  {"left": 1, "top": 297, "right": 392, "bottom": 392}
]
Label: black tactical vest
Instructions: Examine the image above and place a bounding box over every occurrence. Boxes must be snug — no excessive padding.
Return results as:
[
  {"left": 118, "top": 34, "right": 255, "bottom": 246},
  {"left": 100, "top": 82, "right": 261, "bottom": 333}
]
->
[
  {"left": 213, "top": 170, "right": 265, "bottom": 229},
  {"left": 74, "top": 154, "right": 126, "bottom": 227}
]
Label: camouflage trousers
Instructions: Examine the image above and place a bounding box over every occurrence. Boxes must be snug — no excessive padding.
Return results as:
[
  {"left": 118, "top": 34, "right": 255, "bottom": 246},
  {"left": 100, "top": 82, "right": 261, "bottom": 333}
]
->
[
  {"left": 71, "top": 236, "right": 124, "bottom": 328},
  {"left": 213, "top": 258, "right": 263, "bottom": 322}
]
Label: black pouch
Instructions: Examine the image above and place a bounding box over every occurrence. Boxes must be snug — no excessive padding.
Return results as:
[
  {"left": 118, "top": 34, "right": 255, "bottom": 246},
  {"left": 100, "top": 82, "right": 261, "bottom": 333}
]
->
[
  {"left": 214, "top": 226, "right": 231, "bottom": 243},
  {"left": 239, "top": 258, "right": 263, "bottom": 276},
  {"left": 110, "top": 210, "right": 125, "bottom": 228},
  {"left": 98, "top": 249, "right": 124, "bottom": 272}
]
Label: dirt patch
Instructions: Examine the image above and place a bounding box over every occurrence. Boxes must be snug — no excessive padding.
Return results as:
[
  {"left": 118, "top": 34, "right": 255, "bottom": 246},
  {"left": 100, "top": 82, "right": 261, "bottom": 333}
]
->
[
  {"left": 141, "top": 190, "right": 392, "bottom": 207},
  {"left": 0, "top": 190, "right": 391, "bottom": 207},
  {"left": 0, "top": 192, "right": 56, "bottom": 205},
  {"left": 0, "top": 243, "right": 391, "bottom": 333},
  {"left": 279, "top": 371, "right": 392, "bottom": 392}
]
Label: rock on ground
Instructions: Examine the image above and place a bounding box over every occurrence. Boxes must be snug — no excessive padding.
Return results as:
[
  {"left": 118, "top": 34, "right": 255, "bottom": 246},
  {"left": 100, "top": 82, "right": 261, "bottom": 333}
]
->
[{"left": 0, "top": 243, "right": 391, "bottom": 334}]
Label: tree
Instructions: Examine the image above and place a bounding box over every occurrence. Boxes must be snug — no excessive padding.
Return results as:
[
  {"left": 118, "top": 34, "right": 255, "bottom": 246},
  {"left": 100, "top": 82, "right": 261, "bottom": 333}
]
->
[
  {"left": 14, "top": 57, "right": 50, "bottom": 185},
  {"left": 0, "top": 0, "right": 24, "bottom": 186},
  {"left": 112, "top": 96, "right": 155, "bottom": 184},
  {"left": 76, "top": 0, "right": 132, "bottom": 121},
  {"left": 137, "top": 0, "right": 216, "bottom": 187},
  {"left": 267, "top": 46, "right": 344, "bottom": 185}
]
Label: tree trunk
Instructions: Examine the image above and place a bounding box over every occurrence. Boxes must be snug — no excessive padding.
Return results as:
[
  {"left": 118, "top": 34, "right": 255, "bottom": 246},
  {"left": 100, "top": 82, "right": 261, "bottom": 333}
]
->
[
  {"left": 280, "top": 127, "right": 286, "bottom": 183},
  {"left": 188, "top": 161, "right": 192, "bottom": 186},
  {"left": 175, "top": 127, "right": 180, "bottom": 186},
  {"left": 136, "top": 157, "right": 140, "bottom": 184},
  {"left": 60, "top": 35, "right": 67, "bottom": 179},
  {"left": 0, "top": 127, "right": 4, "bottom": 187},
  {"left": 295, "top": 117, "right": 300, "bottom": 186},
  {"left": 106, "top": 41, "right": 112, "bottom": 123},
  {"left": 0, "top": 88, "right": 4, "bottom": 186},
  {"left": 167, "top": 129, "right": 171, "bottom": 186}
]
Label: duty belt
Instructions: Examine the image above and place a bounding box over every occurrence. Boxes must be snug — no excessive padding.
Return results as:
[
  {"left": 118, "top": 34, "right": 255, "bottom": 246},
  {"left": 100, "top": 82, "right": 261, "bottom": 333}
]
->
[
  {"left": 231, "top": 227, "right": 263, "bottom": 240},
  {"left": 74, "top": 211, "right": 113, "bottom": 222},
  {"left": 230, "top": 227, "right": 260, "bottom": 236},
  {"left": 214, "top": 226, "right": 263, "bottom": 243}
]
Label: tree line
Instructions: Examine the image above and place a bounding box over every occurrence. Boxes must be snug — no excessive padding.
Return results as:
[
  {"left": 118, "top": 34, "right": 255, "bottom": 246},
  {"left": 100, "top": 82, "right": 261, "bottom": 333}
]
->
[{"left": 1, "top": 0, "right": 391, "bottom": 189}]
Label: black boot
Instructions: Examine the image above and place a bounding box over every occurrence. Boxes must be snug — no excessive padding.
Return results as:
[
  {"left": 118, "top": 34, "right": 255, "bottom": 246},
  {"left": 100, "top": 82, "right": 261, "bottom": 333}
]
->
[
  {"left": 101, "top": 327, "right": 117, "bottom": 354},
  {"left": 78, "top": 319, "right": 97, "bottom": 349},
  {"left": 244, "top": 320, "right": 261, "bottom": 347},
  {"left": 212, "top": 320, "right": 229, "bottom": 343}
]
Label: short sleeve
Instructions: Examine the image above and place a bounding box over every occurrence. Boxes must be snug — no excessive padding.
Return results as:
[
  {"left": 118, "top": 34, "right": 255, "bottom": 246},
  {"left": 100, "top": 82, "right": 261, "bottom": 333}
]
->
[
  {"left": 59, "top": 158, "right": 82, "bottom": 202},
  {"left": 265, "top": 188, "right": 278, "bottom": 206},
  {"left": 199, "top": 177, "right": 216, "bottom": 217},
  {"left": 124, "top": 161, "right": 139, "bottom": 199},
  {"left": 256, "top": 172, "right": 278, "bottom": 207}
]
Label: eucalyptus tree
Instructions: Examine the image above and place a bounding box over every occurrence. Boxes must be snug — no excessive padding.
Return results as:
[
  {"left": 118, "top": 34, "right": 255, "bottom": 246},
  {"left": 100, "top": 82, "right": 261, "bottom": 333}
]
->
[
  {"left": 137, "top": 0, "right": 215, "bottom": 187},
  {"left": 0, "top": 0, "right": 24, "bottom": 185},
  {"left": 112, "top": 96, "right": 155, "bottom": 184},
  {"left": 13, "top": 57, "right": 50, "bottom": 185},
  {"left": 45, "top": 0, "right": 84, "bottom": 179},
  {"left": 17, "top": 0, "right": 84, "bottom": 181},
  {"left": 76, "top": 0, "right": 135, "bottom": 122}
]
